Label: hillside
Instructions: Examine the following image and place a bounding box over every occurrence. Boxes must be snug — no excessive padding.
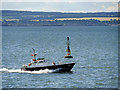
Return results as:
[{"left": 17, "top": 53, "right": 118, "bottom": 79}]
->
[{"left": 1, "top": 10, "right": 120, "bottom": 26}]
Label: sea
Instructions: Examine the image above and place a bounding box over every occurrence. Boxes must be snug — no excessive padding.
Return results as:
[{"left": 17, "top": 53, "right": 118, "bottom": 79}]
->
[{"left": 0, "top": 26, "right": 118, "bottom": 88}]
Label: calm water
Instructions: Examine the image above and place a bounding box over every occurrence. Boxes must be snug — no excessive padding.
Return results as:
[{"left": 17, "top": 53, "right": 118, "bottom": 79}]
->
[{"left": 1, "top": 26, "right": 118, "bottom": 88}]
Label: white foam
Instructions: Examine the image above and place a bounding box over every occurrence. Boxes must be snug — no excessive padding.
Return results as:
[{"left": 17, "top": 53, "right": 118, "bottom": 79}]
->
[{"left": 0, "top": 68, "right": 55, "bottom": 74}]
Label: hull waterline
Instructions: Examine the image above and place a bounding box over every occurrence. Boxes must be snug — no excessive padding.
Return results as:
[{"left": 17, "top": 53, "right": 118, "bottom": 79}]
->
[{"left": 21, "top": 63, "right": 75, "bottom": 72}]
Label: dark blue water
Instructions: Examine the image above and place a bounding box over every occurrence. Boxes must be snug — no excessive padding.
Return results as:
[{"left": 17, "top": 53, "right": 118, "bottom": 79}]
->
[{"left": 1, "top": 26, "right": 118, "bottom": 88}]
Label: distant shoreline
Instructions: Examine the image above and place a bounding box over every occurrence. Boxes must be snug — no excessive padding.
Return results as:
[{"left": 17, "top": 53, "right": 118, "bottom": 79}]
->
[
  {"left": 1, "top": 10, "right": 120, "bottom": 26},
  {"left": 1, "top": 24, "right": 119, "bottom": 27}
]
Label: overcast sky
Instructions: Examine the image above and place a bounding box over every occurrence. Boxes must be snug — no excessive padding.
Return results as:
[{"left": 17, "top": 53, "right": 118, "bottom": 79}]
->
[{"left": 1, "top": 1, "right": 119, "bottom": 12}]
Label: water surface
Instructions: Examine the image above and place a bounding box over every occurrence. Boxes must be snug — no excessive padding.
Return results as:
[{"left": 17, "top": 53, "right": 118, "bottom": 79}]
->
[{"left": 1, "top": 26, "right": 118, "bottom": 88}]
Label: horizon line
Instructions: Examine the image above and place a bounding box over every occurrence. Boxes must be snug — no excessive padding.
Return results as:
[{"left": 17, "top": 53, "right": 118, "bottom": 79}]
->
[{"left": 1, "top": 9, "right": 119, "bottom": 13}]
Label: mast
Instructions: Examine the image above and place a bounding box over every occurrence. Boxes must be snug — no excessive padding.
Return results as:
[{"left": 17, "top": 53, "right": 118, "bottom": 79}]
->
[
  {"left": 67, "top": 37, "right": 71, "bottom": 56},
  {"left": 32, "top": 48, "right": 37, "bottom": 60},
  {"left": 64, "top": 37, "right": 73, "bottom": 58}
]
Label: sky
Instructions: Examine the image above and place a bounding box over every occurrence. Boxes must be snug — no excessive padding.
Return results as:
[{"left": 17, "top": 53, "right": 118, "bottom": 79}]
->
[{"left": 1, "top": 0, "right": 119, "bottom": 12}]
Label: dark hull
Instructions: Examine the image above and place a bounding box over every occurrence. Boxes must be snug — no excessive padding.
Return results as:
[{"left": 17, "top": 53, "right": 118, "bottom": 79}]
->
[{"left": 21, "top": 63, "right": 75, "bottom": 72}]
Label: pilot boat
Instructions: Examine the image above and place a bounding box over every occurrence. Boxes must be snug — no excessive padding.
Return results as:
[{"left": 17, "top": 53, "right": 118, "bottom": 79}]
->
[{"left": 21, "top": 48, "right": 75, "bottom": 72}]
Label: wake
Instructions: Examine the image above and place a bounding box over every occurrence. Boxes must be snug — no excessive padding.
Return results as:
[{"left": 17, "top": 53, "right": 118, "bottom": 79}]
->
[{"left": 0, "top": 68, "right": 55, "bottom": 74}]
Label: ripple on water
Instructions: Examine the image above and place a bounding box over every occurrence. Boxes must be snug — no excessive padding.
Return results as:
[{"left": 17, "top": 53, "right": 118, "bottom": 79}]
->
[{"left": 2, "top": 26, "right": 118, "bottom": 88}]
